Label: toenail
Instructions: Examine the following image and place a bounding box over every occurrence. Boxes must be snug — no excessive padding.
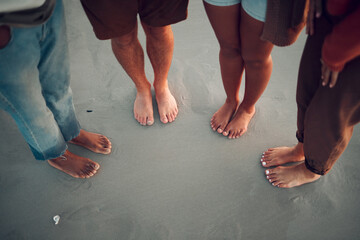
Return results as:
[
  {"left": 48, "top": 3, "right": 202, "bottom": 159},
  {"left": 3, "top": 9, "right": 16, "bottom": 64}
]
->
[
  {"left": 266, "top": 170, "right": 270, "bottom": 175},
  {"left": 266, "top": 176, "right": 270, "bottom": 179},
  {"left": 272, "top": 183, "right": 275, "bottom": 186},
  {"left": 262, "top": 162, "right": 266, "bottom": 166},
  {"left": 269, "top": 179, "right": 272, "bottom": 182}
]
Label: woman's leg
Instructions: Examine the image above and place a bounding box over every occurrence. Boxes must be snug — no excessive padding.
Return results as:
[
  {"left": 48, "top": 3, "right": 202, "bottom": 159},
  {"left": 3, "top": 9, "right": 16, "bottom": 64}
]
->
[
  {"left": 203, "top": 2, "right": 244, "bottom": 135},
  {"left": 223, "top": 6, "right": 273, "bottom": 139}
]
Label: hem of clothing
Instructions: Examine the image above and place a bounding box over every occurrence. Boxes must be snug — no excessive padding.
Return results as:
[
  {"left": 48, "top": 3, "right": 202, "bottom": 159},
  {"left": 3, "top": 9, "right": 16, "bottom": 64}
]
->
[
  {"left": 203, "top": 0, "right": 266, "bottom": 22},
  {"left": 203, "top": 0, "right": 240, "bottom": 7},
  {"left": 304, "top": 158, "right": 327, "bottom": 175},
  {"left": 241, "top": 2, "right": 265, "bottom": 22},
  {"left": 296, "top": 130, "right": 304, "bottom": 143},
  {"left": 33, "top": 144, "right": 68, "bottom": 161},
  {"left": 95, "top": 15, "right": 188, "bottom": 40}
]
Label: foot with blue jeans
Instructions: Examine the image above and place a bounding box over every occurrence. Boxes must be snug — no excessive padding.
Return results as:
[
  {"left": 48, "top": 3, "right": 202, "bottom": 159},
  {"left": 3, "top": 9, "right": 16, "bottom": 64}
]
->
[{"left": 0, "top": 0, "right": 111, "bottom": 178}]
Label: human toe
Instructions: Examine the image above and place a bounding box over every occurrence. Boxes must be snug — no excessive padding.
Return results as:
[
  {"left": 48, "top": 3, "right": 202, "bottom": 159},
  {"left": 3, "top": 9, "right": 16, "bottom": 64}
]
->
[
  {"left": 265, "top": 169, "right": 274, "bottom": 176},
  {"left": 160, "top": 114, "right": 168, "bottom": 124}
]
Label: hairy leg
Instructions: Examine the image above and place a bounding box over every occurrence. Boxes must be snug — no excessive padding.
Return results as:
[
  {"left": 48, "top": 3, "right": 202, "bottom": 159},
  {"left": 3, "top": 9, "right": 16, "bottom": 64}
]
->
[
  {"left": 223, "top": 7, "right": 273, "bottom": 139},
  {"left": 111, "top": 23, "right": 154, "bottom": 126},
  {"left": 261, "top": 142, "right": 305, "bottom": 167},
  {"left": 69, "top": 129, "right": 112, "bottom": 154},
  {"left": 203, "top": 2, "right": 244, "bottom": 134},
  {"left": 48, "top": 150, "right": 100, "bottom": 178},
  {"left": 265, "top": 163, "right": 320, "bottom": 188},
  {"left": 141, "top": 22, "right": 178, "bottom": 124}
]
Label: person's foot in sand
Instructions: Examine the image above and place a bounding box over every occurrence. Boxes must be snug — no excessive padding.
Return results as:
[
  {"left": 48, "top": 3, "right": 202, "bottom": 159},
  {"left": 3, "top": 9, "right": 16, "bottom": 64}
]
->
[
  {"left": 155, "top": 86, "right": 178, "bottom": 123},
  {"left": 69, "top": 129, "right": 112, "bottom": 154},
  {"left": 265, "top": 162, "right": 321, "bottom": 188},
  {"left": 222, "top": 105, "right": 255, "bottom": 139},
  {"left": 48, "top": 150, "right": 100, "bottom": 178},
  {"left": 261, "top": 142, "right": 305, "bottom": 167},
  {"left": 210, "top": 100, "right": 239, "bottom": 134},
  {"left": 133, "top": 87, "right": 155, "bottom": 126}
]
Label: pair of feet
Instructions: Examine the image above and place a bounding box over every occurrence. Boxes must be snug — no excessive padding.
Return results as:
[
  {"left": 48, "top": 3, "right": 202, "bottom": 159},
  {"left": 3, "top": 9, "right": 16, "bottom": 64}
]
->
[
  {"left": 134, "top": 86, "right": 178, "bottom": 126},
  {"left": 211, "top": 100, "right": 255, "bottom": 139},
  {"left": 261, "top": 143, "right": 321, "bottom": 188},
  {"left": 47, "top": 129, "right": 112, "bottom": 179}
]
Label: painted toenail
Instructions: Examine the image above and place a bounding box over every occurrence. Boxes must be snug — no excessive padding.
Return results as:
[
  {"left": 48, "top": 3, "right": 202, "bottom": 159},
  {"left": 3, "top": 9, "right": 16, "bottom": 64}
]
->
[
  {"left": 266, "top": 170, "right": 270, "bottom": 175},
  {"left": 262, "top": 162, "right": 266, "bottom": 166},
  {"left": 272, "top": 183, "right": 275, "bottom": 186},
  {"left": 266, "top": 176, "right": 270, "bottom": 179},
  {"left": 269, "top": 179, "right": 272, "bottom": 182}
]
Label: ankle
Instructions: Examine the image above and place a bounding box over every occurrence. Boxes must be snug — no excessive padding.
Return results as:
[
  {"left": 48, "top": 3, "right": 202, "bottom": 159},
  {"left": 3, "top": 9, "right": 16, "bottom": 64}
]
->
[
  {"left": 225, "top": 98, "right": 240, "bottom": 106},
  {"left": 293, "top": 143, "right": 304, "bottom": 156},
  {"left": 301, "top": 163, "right": 320, "bottom": 179},
  {"left": 153, "top": 81, "right": 169, "bottom": 93},
  {"left": 238, "top": 103, "right": 255, "bottom": 114},
  {"left": 135, "top": 82, "right": 152, "bottom": 93}
]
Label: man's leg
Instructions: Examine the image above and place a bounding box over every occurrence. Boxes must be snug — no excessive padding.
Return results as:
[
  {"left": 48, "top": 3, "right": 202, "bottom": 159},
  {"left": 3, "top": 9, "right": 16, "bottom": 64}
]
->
[
  {"left": 141, "top": 22, "right": 178, "bottom": 124},
  {"left": 111, "top": 23, "right": 154, "bottom": 126},
  {"left": 39, "top": 0, "right": 111, "bottom": 154},
  {"left": 0, "top": 2, "right": 100, "bottom": 179}
]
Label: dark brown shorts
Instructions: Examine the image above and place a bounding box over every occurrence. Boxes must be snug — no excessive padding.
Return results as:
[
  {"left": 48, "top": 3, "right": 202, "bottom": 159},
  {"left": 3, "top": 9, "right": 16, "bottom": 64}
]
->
[{"left": 80, "top": 0, "right": 189, "bottom": 40}]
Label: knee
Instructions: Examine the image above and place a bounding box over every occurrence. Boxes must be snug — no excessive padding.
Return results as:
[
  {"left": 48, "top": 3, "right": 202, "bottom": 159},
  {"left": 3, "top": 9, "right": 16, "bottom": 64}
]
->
[
  {"left": 219, "top": 42, "right": 241, "bottom": 58},
  {"left": 143, "top": 24, "right": 173, "bottom": 42},
  {"left": 111, "top": 29, "right": 137, "bottom": 48},
  {"left": 242, "top": 53, "right": 272, "bottom": 69}
]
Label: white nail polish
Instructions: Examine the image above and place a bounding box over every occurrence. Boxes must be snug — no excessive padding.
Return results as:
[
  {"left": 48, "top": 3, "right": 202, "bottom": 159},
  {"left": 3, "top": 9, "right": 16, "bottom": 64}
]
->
[
  {"left": 269, "top": 179, "right": 271, "bottom": 182},
  {"left": 266, "top": 176, "right": 270, "bottom": 179},
  {"left": 272, "top": 183, "right": 275, "bottom": 186},
  {"left": 266, "top": 170, "right": 270, "bottom": 175},
  {"left": 262, "top": 162, "right": 266, "bottom": 166}
]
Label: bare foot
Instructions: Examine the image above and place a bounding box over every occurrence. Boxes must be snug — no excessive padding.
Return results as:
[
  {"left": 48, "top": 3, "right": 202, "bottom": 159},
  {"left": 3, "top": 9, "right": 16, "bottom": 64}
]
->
[
  {"left": 69, "top": 129, "right": 112, "bottom": 154},
  {"left": 155, "top": 86, "right": 178, "bottom": 124},
  {"left": 134, "top": 88, "right": 154, "bottom": 126},
  {"left": 265, "top": 163, "right": 321, "bottom": 188},
  {"left": 48, "top": 150, "right": 100, "bottom": 178},
  {"left": 261, "top": 143, "right": 305, "bottom": 167},
  {"left": 210, "top": 100, "right": 238, "bottom": 134},
  {"left": 222, "top": 105, "right": 255, "bottom": 139}
]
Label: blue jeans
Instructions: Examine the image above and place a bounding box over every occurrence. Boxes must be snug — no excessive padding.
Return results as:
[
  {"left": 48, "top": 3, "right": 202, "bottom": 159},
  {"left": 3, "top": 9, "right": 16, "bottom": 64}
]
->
[{"left": 0, "top": 0, "right": 81, "bottom": 160}]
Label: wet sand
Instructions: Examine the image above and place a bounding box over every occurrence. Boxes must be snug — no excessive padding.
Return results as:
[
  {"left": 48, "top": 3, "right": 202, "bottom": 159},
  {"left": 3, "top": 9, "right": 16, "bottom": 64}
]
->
[{"left": 1, "top": 1, "right": 360, "bottom": 239}]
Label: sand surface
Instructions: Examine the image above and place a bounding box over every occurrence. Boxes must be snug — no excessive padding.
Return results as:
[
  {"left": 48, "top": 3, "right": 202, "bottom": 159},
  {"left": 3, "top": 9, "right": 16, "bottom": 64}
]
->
[{"left": 1, "top": 1, "right": 360, "bottom": 239}]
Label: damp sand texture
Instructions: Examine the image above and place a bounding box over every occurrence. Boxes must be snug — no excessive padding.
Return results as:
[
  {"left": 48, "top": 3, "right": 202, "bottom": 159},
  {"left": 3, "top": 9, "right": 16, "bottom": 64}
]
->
[{"left": 1, "top": 1, "right": 360, "bottom": 240}]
